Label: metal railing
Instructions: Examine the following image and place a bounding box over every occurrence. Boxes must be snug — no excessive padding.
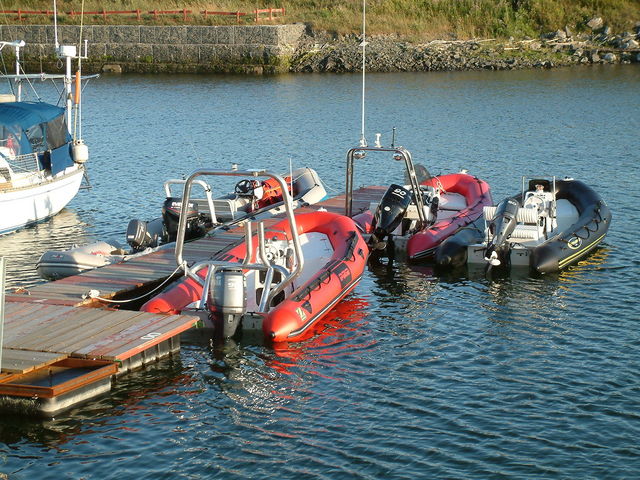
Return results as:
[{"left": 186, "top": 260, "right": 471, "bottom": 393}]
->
[
  {"left": 345, "top": 145, "right": 427, "bottom": 227},
  {"left": 0, "top": 7, "right": 286, "bottom": 23},
  {"left": 174, "top": 169, "right": 304, "bottom": 313},
  {"left": 4, "top": 152, "right": 40, "bottom": 174}
]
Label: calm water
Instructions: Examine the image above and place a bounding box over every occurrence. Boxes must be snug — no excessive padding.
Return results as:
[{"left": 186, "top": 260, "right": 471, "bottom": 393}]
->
[{"left": 1, "top": 65, "right": 639, "bottom": 479}]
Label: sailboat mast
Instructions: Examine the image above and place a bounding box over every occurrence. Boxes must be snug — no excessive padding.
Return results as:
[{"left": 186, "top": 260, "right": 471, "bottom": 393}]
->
[{"left": 14, "top": 42, "right": 22, "bottom": 101}]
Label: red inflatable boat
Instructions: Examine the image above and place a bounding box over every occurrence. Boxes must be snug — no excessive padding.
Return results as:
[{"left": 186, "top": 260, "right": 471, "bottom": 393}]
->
[
  {"left": 142, "top": 210, "right": 368, "bottom": 342},
  {"left": 346, "top": 146, "right": 492, "bottom": 262}
]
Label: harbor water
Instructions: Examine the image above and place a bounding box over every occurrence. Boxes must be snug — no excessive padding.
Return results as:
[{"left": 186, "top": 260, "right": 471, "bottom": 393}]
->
[{"left": 0, "top": 65, "right": 639, "bottom": 479}]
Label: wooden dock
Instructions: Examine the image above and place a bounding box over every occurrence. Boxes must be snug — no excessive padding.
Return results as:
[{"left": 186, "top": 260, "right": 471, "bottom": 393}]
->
[{"left": 0, "top": 187, "right": 384, "bottom": 416}]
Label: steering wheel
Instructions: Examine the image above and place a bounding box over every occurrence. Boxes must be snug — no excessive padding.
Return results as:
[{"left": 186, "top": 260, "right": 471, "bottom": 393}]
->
[{"left": 235, "top": 179, "right": 258, "bottom": 195}]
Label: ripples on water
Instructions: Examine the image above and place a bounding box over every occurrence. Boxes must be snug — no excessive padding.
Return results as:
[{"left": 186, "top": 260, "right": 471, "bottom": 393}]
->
[{"left": 1, "top": 66, "right": 639, "bottom": 479}]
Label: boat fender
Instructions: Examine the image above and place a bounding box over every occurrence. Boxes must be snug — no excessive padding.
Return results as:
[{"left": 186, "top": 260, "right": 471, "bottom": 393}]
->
[{"left": 72, "top": 140, "right": 89, "bottom": 164}]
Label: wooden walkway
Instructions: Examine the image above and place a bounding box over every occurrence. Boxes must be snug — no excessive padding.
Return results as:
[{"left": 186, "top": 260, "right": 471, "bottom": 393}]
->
[{"left": 4, "top": 187, "right": 384, "bottom": 308}]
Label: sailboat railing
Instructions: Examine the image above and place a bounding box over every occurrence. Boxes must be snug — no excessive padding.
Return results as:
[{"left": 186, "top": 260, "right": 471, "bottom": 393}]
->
[{"left": 3, "top": 153, "right": 40, "bottom": 173}]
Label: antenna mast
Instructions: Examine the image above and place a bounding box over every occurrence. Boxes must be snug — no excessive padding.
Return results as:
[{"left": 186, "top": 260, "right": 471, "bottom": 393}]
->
[{"left": 359, "top": 0, "right": 367, "bottom": 147}]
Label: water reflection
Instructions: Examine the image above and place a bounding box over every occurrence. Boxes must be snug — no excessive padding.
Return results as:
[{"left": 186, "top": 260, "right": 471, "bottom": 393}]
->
[
  {"left": 182, "top": 296, "right": 373, "bottom": 412},
  {"left": 0, "top": 208, "right": 97, "bottom": 289}
]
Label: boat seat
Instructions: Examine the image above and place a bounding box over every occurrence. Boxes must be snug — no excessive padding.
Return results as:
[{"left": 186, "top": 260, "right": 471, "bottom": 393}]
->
[
  {"left": 195, "top": 198, "right": 251, "bottom": 222},
  {"left": 439, "top": 192, "right": 467, "bottom": 211},
  {"left": 555, "top": 199, "right": 580, "bottom": 231},
  {"left": 510, "top": 224, "right": 541, "bottom": 240}
]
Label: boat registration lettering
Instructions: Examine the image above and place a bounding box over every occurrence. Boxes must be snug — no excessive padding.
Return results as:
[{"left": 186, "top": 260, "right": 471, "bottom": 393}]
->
[{"left": 296, "top": 307, "right": 307, "bottom": 322}]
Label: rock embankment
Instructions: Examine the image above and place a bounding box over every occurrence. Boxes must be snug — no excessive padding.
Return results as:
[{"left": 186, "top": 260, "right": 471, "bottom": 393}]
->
[{"left": 290, "top": 19, "right": 640, "bottom": 73}]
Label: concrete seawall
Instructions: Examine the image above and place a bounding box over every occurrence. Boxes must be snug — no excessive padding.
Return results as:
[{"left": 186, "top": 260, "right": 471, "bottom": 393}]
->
[{"left": 0, "top": 24, "right": 307, "bottom": 74}]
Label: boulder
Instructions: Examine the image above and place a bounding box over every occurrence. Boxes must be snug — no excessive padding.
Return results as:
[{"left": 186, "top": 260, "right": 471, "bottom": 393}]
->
[
  {"left": 554, "top": 29, "right": 567, "bottom": 41},
  {"left": 603, "top": 52, "right": 616, "bottom": 62},
  {"left": 587, "top": 17, "right": 603, "bottom": 30},
  {"left": 623, "top": 39, "right": 639, "bottom": 49}
]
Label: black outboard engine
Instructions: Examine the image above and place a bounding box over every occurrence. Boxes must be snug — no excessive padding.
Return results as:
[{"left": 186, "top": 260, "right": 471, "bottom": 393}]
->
[
  {"left": 484, "top": 197, "right": 519, "bottom": 267},
  {"left": 162, "top": 197, "right": 207, "bottom": 243},
  {"left": 209, "top": 267, "right": 247, "bottom": 338},
  {"left": 369, "top": 184, "right": 413, "bottom": 251},
  {"left": 126, "top": 217, "right": 167, "bottom": 252}
]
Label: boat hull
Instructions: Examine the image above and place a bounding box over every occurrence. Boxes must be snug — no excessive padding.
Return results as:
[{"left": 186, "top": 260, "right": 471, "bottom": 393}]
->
[
  {"left": 0, "top": 166, "right": 84, "bottom": 235},
  {"left": 407, "top": 173, "right": 492, "bottom": 260}
]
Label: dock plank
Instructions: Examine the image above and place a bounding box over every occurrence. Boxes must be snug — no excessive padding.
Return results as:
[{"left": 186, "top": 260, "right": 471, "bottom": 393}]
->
[
  {"left": 0, "top": 349, "right": 68, "bottom": 375},
  {"left": 75, "top": 313, "right": 197, "bottom": 361}
]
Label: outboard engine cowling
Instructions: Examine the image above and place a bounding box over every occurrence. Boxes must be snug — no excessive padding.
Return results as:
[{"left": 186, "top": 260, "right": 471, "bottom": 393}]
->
[
  {"left": 369, "top": 184, "right": 413, "bottom": 250},
  {"left": 484, "top": 197, "right": 519, "bottom": 266},
  {"left": 209, "top": 267, "right": 247, "bottom": 338},
  {"left": 126, "top": 217, "right": 166, "bottom": 252},
  {"left": 162, "top": 197, "right": 206, "bottom": 242}
]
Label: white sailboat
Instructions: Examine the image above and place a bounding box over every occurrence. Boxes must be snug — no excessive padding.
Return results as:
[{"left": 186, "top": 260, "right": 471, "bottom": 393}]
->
[{"left": 0, "top": 36, "right": 95, "bottom": 235}]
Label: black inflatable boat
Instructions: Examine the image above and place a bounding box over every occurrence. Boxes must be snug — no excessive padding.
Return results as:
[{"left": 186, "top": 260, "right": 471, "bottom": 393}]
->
[{"left": 435, "top": 177, "right": 611, "bottom": 274}]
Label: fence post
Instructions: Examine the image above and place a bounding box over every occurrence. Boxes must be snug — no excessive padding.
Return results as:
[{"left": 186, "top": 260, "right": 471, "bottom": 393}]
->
[
  {"left": 136, "top": 8, "right": 140, "bottom": 20},
  {"left": 102, "top": 7, "right": 106, "bottom": 19},
  {"left": 0, "top": 257, "right": 6, "bottom": 374},
  {"left": 236, "top": 11, "right": 240, "bottom": 24},
  {"left": 269, "top": 8, "right": 273, "bottom": 21},
  {"left": 183, "top": 8, "right": 187, "bottom": 21},
  {"left": 17, "top": 9, "right": 21, "bottom": 21}
]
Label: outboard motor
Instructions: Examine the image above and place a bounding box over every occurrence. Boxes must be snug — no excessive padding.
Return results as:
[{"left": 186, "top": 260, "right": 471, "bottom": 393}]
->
[
  {"left": 369, "top": 184, "right": 413, "bottom": 251},
  {"left": 484, "top": 197, "right": 519, "bottom": 266},
  {"left": 209, "top": 267, "right": 247, "bottom": 338},
  {"left": 162, "top": 197, "right": 207, "bottom": 243},
  {"left": 126, "top": 217, "right": 167, "bottom": 252}
]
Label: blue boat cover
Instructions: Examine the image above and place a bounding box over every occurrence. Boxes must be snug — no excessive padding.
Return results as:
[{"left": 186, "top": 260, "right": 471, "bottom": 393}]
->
[
  {"left": 0, "top": 101, "right": 71, "bottom": 159},
  {"left": 0, "top": 101, "right": 64, "bottom": 130}
]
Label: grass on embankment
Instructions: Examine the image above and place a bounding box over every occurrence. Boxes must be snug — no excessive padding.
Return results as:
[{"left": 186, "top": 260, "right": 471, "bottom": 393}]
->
[{"left": 1, "top": 0, "right": 639, "bottom": 40}]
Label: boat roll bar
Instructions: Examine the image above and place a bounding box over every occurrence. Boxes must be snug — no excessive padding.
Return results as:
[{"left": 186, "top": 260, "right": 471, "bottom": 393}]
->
[
  {"left": 345, "top": 146, "right": 427, "bottom": 226},
  {"left": 174, "top": 169, "right": 305, "bottom": 312}
]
